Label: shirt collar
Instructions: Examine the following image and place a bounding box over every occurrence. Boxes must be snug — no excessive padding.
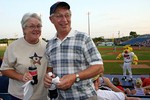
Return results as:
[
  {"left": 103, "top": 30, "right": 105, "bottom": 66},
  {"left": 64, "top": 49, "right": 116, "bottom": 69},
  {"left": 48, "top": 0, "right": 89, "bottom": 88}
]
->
[{"left": 53, "top": 29, "right": 76, "bottom": 40}]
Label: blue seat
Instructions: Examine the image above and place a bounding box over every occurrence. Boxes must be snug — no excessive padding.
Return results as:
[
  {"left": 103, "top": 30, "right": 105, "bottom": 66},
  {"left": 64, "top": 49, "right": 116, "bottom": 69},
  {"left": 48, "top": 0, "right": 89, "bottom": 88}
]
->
[
  {"left": 0, "top": 76, "right": 9, "bottom": 93},
  {"left": 121, "top": 79, "right": 134, "bottom": 89},
  {"left": 0, "top": 93, "right": 11, "bottom": 100},
  {"left": 0, "top": 75, "right": 11, "bottom": 100}
]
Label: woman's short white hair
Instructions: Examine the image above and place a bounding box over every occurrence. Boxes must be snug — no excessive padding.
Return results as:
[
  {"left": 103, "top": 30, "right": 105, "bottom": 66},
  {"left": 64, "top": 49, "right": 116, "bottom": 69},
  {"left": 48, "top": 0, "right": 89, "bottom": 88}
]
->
[{"left": 21, "top": 13, "right": 42, "bottom": 29}]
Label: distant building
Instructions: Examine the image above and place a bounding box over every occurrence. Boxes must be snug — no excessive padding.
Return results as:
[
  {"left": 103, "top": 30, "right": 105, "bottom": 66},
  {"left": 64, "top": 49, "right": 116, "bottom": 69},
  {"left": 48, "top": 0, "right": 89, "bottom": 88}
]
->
[
  {"left": 97, "top": 42, "right": 114, "bottom": 46},
  {"left": 0, "top": 44, "right": 7, "bottom": 47}
]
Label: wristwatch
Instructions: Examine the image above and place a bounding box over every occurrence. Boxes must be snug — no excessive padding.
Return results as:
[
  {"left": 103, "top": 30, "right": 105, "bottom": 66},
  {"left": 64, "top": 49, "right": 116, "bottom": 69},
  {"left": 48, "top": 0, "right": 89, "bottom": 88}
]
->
[{"left": 75, "top": 73, "right": 80, "bottom": 82}]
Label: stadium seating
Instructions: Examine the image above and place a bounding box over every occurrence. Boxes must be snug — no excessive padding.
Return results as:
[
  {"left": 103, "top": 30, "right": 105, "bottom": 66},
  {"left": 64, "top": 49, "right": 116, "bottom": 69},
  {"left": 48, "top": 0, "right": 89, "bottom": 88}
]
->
[{"left": 120, "top": 34, "right": 150, "bottom": 46}]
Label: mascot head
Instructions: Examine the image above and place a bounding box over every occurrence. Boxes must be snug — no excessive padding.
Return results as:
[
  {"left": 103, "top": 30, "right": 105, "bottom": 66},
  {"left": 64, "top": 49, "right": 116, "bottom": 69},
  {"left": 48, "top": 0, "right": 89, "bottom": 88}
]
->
[{"left": 123, "top": 45, "right": 133, "bottom": 53}]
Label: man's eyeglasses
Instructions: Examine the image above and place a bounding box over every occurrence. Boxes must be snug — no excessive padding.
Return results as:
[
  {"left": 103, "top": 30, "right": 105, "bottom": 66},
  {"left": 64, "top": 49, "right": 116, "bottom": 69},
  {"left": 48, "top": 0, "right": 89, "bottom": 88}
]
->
[
  {"left": 52, "top": 13, "right": 71, "bottom": 20},
  {"left": 25, "top": 25, "right": 42, "bottom": 30}
]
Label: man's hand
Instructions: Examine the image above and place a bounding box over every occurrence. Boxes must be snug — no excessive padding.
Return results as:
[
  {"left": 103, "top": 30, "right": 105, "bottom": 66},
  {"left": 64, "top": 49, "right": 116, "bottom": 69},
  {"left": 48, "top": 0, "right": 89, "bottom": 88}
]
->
[
  {"left": 56, "top": 74, "right": 76, "bottom": 90},
  {"left": 44, "top": 73, "right": 55, "bottom": 88}
]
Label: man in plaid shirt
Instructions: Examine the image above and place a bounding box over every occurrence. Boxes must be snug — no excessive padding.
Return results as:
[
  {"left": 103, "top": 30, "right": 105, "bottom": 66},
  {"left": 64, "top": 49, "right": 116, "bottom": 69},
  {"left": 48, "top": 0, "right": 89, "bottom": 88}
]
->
[{"left": 44, "top": 1, "right": 104, "bottom": 100}]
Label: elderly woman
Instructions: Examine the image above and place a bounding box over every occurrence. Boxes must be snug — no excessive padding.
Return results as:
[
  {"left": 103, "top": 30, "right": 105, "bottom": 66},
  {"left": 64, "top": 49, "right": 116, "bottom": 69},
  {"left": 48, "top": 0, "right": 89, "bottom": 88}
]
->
[{"left": 0, "top": 13, "right": 48, "bottom": 100}]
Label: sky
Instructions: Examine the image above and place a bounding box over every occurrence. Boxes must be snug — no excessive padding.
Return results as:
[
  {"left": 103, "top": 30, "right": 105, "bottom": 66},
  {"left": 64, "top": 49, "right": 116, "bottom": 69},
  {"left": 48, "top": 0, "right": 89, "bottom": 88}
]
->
[{"left": 0, "top": 0, "right": 150, "bottom": 39}]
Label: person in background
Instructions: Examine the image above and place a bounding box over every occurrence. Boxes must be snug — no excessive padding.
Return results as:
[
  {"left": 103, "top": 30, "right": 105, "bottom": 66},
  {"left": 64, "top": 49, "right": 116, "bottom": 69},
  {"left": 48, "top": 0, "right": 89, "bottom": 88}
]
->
[
  {"left": 141, "top": 74, "right": 150, "bottom": 87},
  {"left": 44, "top": 1, "right": 104, "bottom": 100},
  {"left": 0, "top": 13, "right": 48, "bottom": 100},
  {"left": 97, "top": 74, "right": 125, "bottom": 92},
  {"left": 141, "top": 75, "right": 150, "bottom": 95},
  {"left": 131, "top": 78, "right": 147, "bottom": 96},
  {"left": 112, "top": 77, "right": 131, "bottom": 95},
  {"left": 93, "top": 74, "right": 141, "bottom": 100}
]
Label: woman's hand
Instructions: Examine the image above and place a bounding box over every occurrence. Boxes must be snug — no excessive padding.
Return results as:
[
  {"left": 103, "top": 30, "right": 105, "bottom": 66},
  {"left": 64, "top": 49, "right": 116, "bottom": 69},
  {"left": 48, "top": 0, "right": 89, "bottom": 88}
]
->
[{"left": 22, "top": 72, "right": 32, "bottom": 82}]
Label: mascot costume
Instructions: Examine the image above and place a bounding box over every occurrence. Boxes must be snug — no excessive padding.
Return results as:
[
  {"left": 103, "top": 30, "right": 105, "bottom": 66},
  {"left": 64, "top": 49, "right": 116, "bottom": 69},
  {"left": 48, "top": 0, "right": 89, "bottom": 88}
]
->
[{"left": 116, "top": 45, "right": 138, "bottom": 82}]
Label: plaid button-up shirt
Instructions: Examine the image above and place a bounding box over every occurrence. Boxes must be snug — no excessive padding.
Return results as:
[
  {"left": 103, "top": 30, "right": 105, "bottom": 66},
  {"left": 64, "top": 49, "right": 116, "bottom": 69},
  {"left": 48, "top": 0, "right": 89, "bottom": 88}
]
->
[{"left": 46, "top": 29, "right": 103, "bottom": 100}]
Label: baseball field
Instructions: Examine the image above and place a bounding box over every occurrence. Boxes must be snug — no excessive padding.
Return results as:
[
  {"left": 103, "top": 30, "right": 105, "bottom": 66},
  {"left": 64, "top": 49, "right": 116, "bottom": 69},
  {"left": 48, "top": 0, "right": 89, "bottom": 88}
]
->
[{"left": 0, "top": 45, "right": 150, "bottom": 75}]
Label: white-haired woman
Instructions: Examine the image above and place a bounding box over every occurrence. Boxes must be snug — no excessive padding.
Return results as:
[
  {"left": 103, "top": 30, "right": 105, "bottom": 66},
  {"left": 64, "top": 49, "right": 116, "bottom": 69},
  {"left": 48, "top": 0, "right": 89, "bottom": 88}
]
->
[{"left": 0, "top": 13, "right": 48, "bottom": 100}]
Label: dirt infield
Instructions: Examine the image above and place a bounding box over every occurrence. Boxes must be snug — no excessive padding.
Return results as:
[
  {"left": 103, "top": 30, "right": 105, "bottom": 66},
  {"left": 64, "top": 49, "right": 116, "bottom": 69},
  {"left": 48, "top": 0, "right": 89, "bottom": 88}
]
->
[
  {"left": 131, "top": 64, "right": 150, "bottom": 68},
  {"left": 104, "top": 60, "right": 150, "bottom": 68},
  {"left": 104, "top": 60, "right": 150, "bottom": 63}
]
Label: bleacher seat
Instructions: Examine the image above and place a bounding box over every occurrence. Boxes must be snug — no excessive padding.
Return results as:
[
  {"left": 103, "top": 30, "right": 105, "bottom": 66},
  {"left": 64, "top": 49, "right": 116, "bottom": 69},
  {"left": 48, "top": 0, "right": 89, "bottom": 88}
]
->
[{"left": 0, "top": 76, "right": 11, "bottom": 100}]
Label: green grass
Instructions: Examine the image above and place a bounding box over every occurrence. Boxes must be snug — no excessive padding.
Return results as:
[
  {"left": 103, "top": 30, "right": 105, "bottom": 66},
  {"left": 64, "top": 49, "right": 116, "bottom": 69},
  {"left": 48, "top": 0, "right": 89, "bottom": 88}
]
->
[
  {"left": 134, "top": 51, "right": 150, "bottom": 60},
  {"left": 0, "top": 46, "right": 6, "bottom": 57},
  {"left": 104, "top": 62, "right": 150, "bottom": 75},
  {"left": 104, "top": 62, "right": 123, "bottom": 74},
  {"left": 98, "top": 46, "right": 150, "bottom": 60}
]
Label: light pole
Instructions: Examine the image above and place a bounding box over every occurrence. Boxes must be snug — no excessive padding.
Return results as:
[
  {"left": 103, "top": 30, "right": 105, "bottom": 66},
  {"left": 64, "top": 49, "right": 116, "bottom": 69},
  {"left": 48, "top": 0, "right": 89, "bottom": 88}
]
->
[
  {"left": 87, "top": 12, "right": 90, "bottom": 36},
  {"left": 118, "top": 31, "right": 120, "bottom": 38}
]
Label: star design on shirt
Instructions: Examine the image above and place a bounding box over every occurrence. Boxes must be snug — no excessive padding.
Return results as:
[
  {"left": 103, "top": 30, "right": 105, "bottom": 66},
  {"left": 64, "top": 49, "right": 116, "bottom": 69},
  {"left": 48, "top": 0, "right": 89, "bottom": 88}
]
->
[{"left": 29, "top": 53, "right": 42, "bottom": 65}]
